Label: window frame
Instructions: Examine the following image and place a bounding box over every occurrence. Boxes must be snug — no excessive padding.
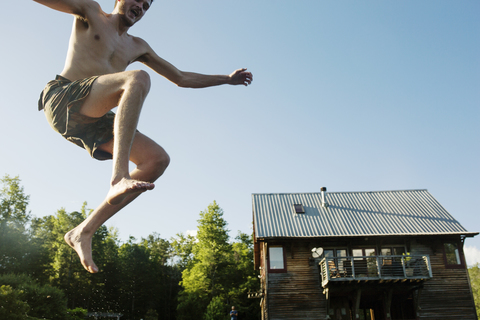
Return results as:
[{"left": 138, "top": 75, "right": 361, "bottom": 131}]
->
[
  {"left": 351, "top": 247, "right": 377, "bottom": 258},
  {"left": 293, "top": 203, "right": 305, "bottom": 214},
  {"left": 322, "top": 248, "right": 348, "bottom": 274},
  {"left": 442, "top": 241, "right": 465, "bottom": 269},
  {"left": 380, "top": 246, "right": 406, "bottom": 256},
  {"left": 267, "top": 245, "right": 287, "bottom": 273}
]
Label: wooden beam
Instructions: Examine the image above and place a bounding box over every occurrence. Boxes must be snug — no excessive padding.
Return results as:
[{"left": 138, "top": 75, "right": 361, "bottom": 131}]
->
[
  {"left": 383, "top": 288, "right": 393, "bottom": 320},
  {"left": 324, "top": 287, "right": 331, "bottom": 319},
  {"left": 353, "top": 289, "right": 362, "bottom": 319},
  {"left": 413, "top": 286, "right": 423, "bottom": 319}
]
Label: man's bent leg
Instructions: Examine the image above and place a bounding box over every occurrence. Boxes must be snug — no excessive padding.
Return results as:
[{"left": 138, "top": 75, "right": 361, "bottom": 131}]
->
[
  {"left": 79, "top": 70, "right": 155, "bottom": 205},
  {"left": 65, "top": 132, "right": 170, "bottom": 273}
]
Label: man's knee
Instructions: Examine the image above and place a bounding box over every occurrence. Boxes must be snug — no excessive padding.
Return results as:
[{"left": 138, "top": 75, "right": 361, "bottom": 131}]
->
[
  {"left": 146, "top": 148, "right": 170, "bottom": 181},
  {"left": 155, "top": 150, "right": 170, "bottom": 172},
  {"left": 127, "top": 70, "right": 151, "bottom": 95}
]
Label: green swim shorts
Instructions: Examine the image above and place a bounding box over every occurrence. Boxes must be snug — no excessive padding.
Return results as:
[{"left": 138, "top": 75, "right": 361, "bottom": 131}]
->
[{"left": 38, "top": 75, "right": 115, "bottom": 160}]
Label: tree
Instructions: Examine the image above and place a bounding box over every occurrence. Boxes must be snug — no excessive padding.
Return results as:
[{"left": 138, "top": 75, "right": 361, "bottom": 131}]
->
[
  {"left": 31, "top": 203, "right": 122, "bottom": 312},
  {"left": 175, "top": 202, "right": 261, "bottom": 320},
  {"left": 141, "top": 233, "right": 180, "bottom": 320},
  {"left": 229, "top": 232, "right": 261, "bottom": 320},
  {"left": 171, "top": 232, "right": 196, "bottom": 270},
  {"left": 176, "top": 201, "right": 233, "bottom": 319},
  {"left": 0, "top": 175, "right": 181, "bottom": 319},
  {"left": 204, "top": 296, "right": 228, "bottom": 320},
  {"left": 0, "top": 175, "right": 30, "bottom": 233},
  {"left": 66, "top": 307, "right": 88, "bottom": 320},
  {"left": 0, "top": 175, "right": 48, "bottom": 279},
  {"left": 113, "top": 234, "right": 180, "bottom": 320},
  {"left": 116, "top": 236, "right": 152, "bottom": 319},
  {"left": 469, "top": 263, "right": 480, "bottom": 318},
  {"left": 0, "top": 285, "right": 29, "bottom": 320},
  {"left": 0, "top": 273, "right": 68, "bottom": 320}
]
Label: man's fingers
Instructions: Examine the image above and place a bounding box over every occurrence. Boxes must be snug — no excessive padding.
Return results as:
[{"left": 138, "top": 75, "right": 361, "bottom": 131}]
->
[{"left": 231, "top": 68, "right": 252, "bottom": 86}]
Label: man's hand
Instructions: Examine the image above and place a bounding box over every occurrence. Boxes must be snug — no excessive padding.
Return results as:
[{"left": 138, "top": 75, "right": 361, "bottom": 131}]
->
[{"left": 229, "top": 68, "right": 253, "bottom": 86}]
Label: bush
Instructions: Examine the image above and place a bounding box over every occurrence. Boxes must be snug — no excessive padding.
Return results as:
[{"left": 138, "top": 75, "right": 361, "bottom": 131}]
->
[
  {"left": 67, "top": 307, "right": 88, "bottom": 320},
  {"left": 0, "top": 285, "right": 30, "bottom": 320},
  {"left": 145, "top": 308, "right": 159, "bottom": 320},
  {"left": 204, "top": 296, "right": 228, "bottom": 320},
  {"left": 0, "top": 273, "right": 68, "bottom": 320}
]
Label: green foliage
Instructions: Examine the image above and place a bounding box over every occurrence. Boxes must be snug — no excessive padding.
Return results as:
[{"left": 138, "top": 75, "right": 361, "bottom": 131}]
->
[
  {"left": 144, "top": 308, "right": 159, "bottom": 320},
  {"left": 31, "top": 205, "right": 95, "bottom": 311},
  {"left": 28, "top": 203, "right": 181, "bottom": 320},
  {"left": 469, "top": 263, "right": 480, "bottom": 318},
  {"left": 176, "top": 290, "right": 207, "bottom": 320},
  {"left": 229, "top": 232, "right": 261, "bottom": 320},
  {"left": 1, "top": 175, "right": 258, "bottom": 320},
  {"left": 0, "top": 175, "right": 30, "bottom": 230},
  {"left": 0, "top": 175, "right": 49, "bottom": 279},
  {"left": 0, "top": 285, "right": 30, "bottom": 320},
  {"left": 180, "top": 202, "right": 233, "bottom": 299},
  {"left": 66, "top": 307, "right": 88, "bottom": 320},
  {"left": 176, "top": 201, "right": 260, "bottom": 320},
  {"left": 0, "top": 273, "right": 67, "bottom": 320},
  {"left": 204, "top": 296, "right": 228, "bottom": 320},
  {"left": 171, "top": 232, "right": 196, "bottom": 269}
]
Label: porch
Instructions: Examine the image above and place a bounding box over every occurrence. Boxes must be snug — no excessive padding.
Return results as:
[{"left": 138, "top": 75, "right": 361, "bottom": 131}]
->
[{"left": 319, "top": 255, "right": 432, "bottom": 287}]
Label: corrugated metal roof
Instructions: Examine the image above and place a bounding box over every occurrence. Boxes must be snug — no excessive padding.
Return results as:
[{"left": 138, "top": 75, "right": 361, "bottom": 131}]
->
[{"left": 252, "top": 189, "right": 477, "bottom": 239}]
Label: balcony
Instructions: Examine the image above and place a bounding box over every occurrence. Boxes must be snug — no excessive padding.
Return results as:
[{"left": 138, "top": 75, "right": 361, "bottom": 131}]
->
[{"left": 319, "top": 255, "right": 432, "bottom": 287}]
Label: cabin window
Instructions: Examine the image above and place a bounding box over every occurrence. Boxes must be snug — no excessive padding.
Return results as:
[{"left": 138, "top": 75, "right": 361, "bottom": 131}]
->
[
  {"left": 443, "top": 242, "right": 464, "bottom": 268},
  {"left": 323, "top": 248, "right": 348, "bottom": 276},
  {"left": 380, "top": 246, "right": 406, "bottom": 273},
  {"left": 352, "top": 248, "right": 376, "bottom": 257},
  {"left": 268, "top": 246, "right": 287, "bottom": 273},
  {"left": 381, "top": 246, "right": 406, "bottom": 256},
  {"left": 352, "top": 248, "right": 377, "bottom": 277},
  {"left": 324, "top": 249, "right": 347, "bottom": 258}
]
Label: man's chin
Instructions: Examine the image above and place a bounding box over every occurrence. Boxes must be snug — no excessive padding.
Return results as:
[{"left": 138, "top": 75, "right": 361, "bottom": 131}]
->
[{"left": 122, "top": 16, "right": 136, "bottom": 27}]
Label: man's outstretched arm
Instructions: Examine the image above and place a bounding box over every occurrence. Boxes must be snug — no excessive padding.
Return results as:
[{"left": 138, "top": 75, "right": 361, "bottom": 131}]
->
[
  {"left": 33, "top": 0, "right": 98, "bottom": 17},
  {"left": 136, "top": 40, "right": 253, "bottom": 88}
]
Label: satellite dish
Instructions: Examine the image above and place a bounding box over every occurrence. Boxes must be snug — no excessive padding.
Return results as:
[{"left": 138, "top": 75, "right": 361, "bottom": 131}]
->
[{"left": 311, "top": 247, "right": 324, "bottom": 258}]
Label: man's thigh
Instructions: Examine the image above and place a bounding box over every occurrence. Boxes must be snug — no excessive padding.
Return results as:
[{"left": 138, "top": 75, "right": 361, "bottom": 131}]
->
[
  {"left": 79, "top": 71, "right": 139, "bottom": 118},
  {"left": 97, "top": 131, "right": 168, "bottom": 166}
]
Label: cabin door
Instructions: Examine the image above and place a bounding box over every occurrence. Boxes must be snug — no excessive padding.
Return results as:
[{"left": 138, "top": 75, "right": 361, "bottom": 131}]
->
[
  {"left": 329, "top": 297, "right": 350, "bottom": 320},
  {"left": 357, "top": 297, "right": 384, "bottom": 320},
  {"left": 389, "top": 293, "right": 415, "bottom": 320}
]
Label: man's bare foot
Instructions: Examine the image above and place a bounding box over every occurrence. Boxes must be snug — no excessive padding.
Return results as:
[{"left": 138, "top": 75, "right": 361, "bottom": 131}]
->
[
  {"left": 64, "top": 228, "right": 99, "bottom": 273},
  {"left": 106, "top": 178, "right": 155, "bottom": 205}
]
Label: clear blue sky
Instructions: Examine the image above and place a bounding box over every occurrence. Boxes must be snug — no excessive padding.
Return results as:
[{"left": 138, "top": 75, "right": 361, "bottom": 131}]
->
[{"left": 2, "top": 1, "right": 479, "bottom": 264}]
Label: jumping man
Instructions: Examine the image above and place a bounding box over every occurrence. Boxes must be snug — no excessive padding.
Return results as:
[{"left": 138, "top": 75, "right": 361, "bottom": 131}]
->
[{"left": 34, "top": 0, "right": 253, "bottom": 273}]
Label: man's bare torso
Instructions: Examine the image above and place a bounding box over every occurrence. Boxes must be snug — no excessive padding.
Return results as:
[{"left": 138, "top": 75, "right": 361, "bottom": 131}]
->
[{"left": 61, "top": 2, "right": 147, "bottom": 81}]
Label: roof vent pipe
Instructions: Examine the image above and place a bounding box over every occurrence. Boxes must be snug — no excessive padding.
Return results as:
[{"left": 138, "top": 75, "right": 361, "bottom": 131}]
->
[{"left": 320, "top": 187, "right": 329, "bottom": 208}]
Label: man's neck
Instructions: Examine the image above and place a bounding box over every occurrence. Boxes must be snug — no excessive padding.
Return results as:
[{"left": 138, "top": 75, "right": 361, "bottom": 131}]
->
[{"left": 108, "top": 12, "right": 131, "bottom": 36}]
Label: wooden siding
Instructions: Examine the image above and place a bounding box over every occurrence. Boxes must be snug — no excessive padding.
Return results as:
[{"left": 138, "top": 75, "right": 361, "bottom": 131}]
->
[
  {"left": 266, "top": 242, "right": 326, "bottom": 320},
  {"left": 412, "top": 240, "right": 477, "bottom": 320},
  {"left": 261, "top": 237, "right": 477, "bottom": 320}
]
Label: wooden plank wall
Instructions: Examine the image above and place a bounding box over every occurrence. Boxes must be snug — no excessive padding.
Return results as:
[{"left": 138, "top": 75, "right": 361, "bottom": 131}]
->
[
  {"left": 263, "top": 238, "right": 477, "bottom": 320},
  {"left": 266, "top": 241, "right": 326, "bottom": 320},
  {"left": 411, "top": 240, "right": 477, "bottom": 320}
]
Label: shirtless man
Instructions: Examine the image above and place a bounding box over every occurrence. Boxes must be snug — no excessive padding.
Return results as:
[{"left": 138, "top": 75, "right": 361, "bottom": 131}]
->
[{"left": 34, "top": 0, "right": 252, "bottom": 273}]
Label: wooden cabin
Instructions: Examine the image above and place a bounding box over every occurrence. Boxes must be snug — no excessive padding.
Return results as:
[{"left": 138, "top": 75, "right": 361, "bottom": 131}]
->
[{"left": 251, "top": 189, "right": 478, "bottom": 320}]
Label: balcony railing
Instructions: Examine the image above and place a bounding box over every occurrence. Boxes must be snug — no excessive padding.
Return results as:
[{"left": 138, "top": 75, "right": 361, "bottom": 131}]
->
[{"left": 319, "top": 255, "right": 432, "bottom": 287}]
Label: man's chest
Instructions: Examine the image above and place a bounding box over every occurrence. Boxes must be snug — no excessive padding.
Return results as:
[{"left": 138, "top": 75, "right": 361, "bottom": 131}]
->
[
  {"left": 73, "top": 22, "right": 144, "bottom": 71},
  {"left": 92, "top": 32, "right": 141, "bottom": 66}
]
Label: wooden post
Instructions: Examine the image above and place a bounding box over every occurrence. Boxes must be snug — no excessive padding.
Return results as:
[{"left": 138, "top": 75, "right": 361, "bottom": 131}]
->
[
  {"left": 324, "top": 287, "right": 331, "bottom": 319},
  {"left": 353, "top": 288, "right": 362, "bottom": 319},
  {"left": 413, "top": 287, "right": 423, "bottom": 319},
  {"left": 383, "top": 288, "right": 393, "bottom": 320}
]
